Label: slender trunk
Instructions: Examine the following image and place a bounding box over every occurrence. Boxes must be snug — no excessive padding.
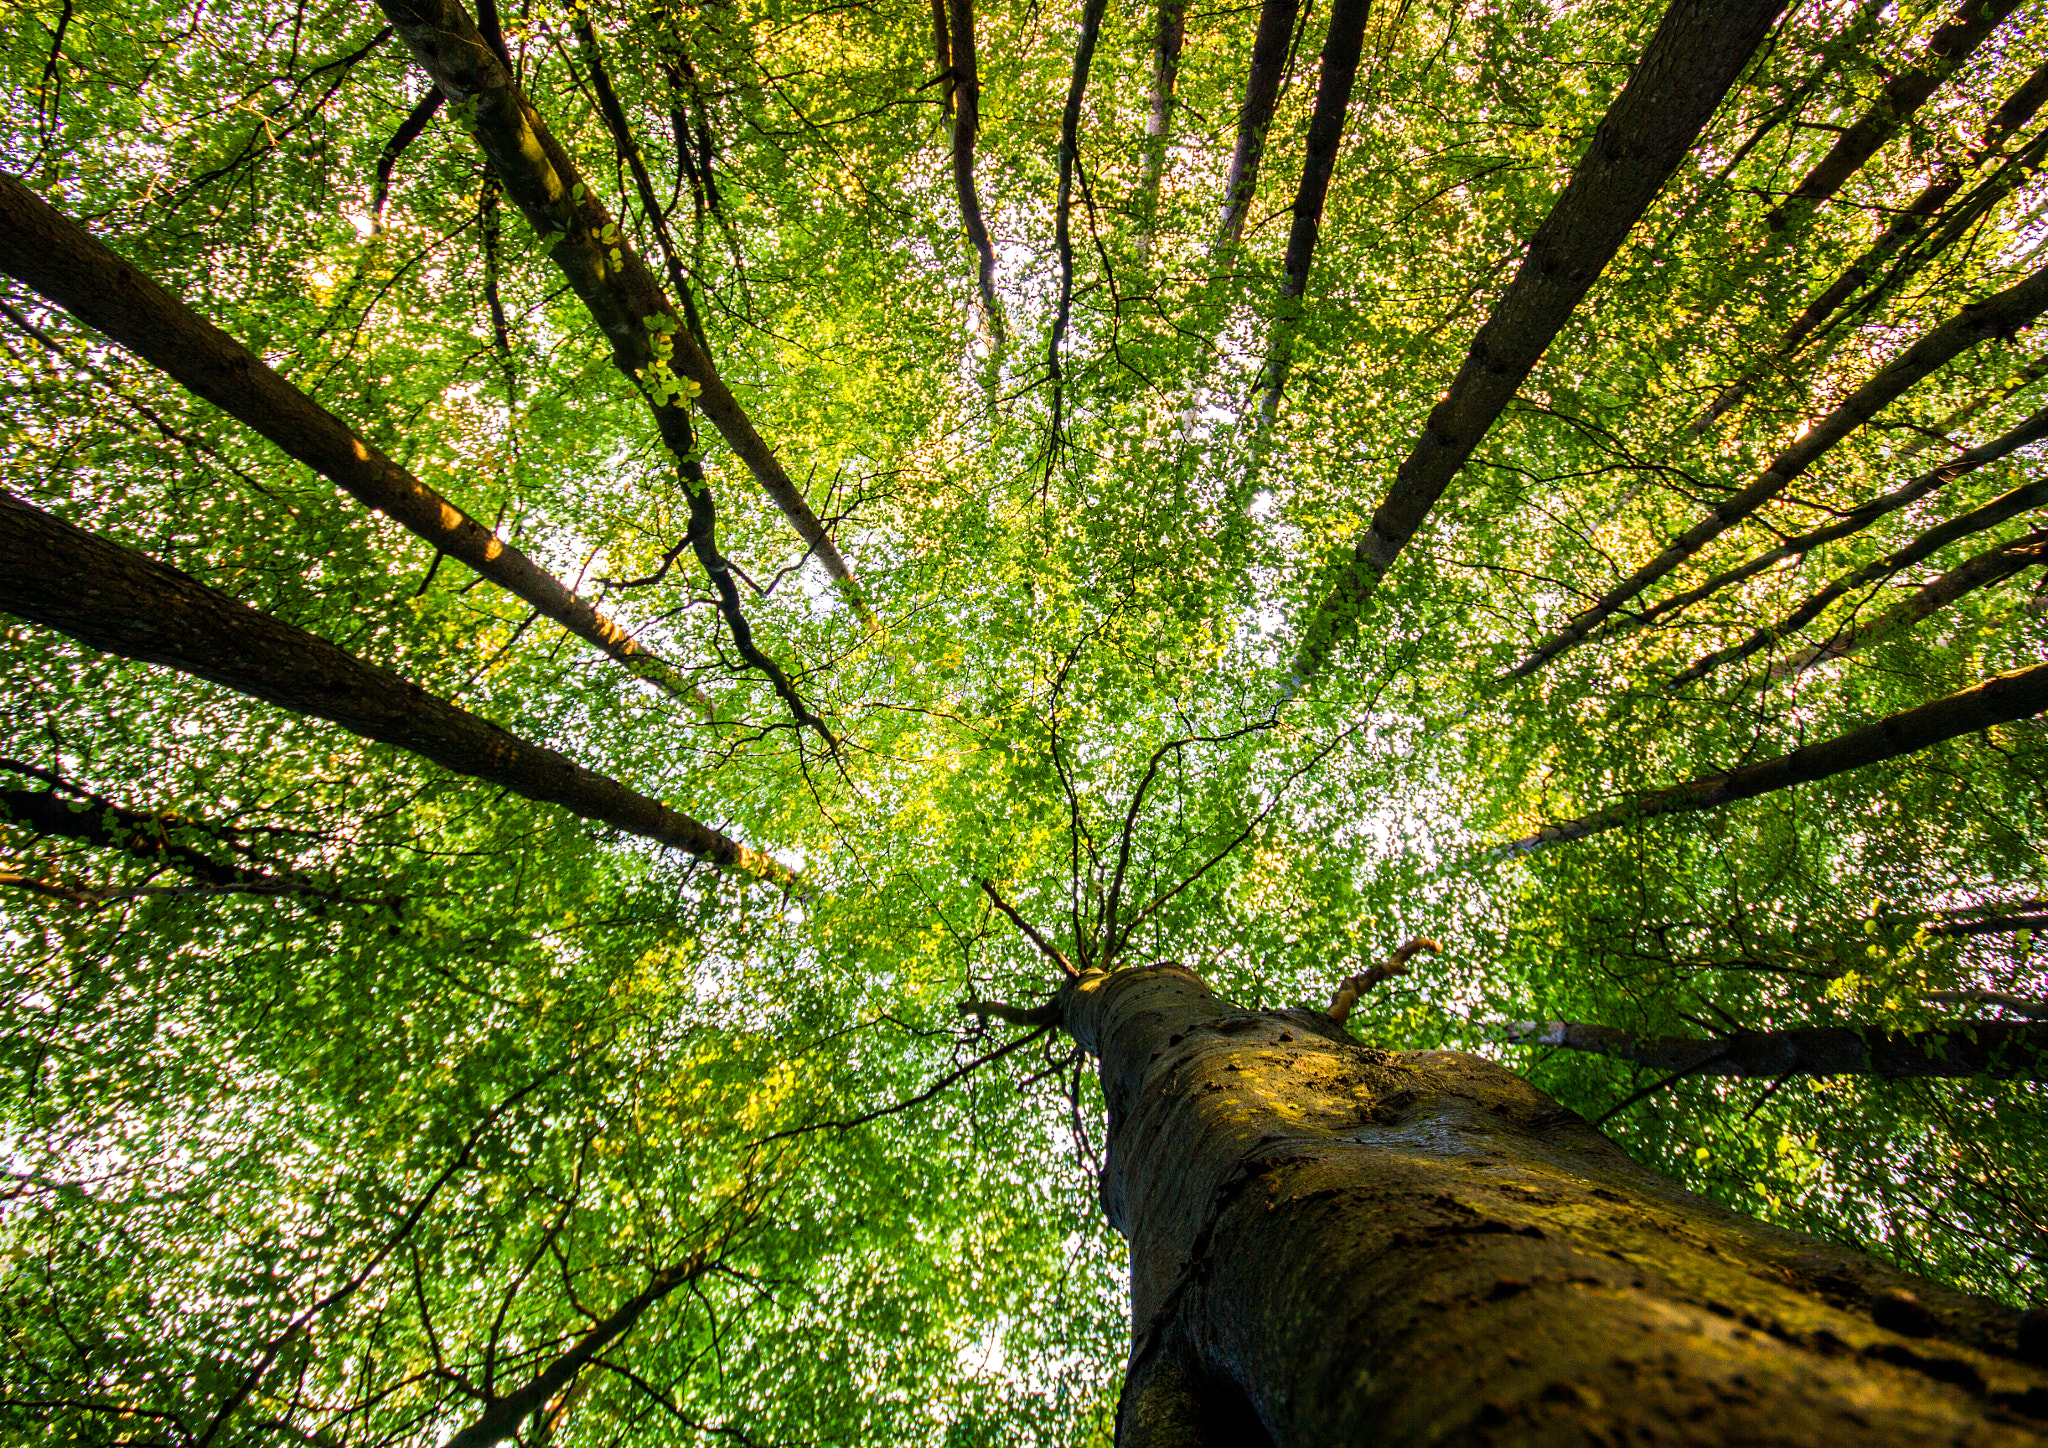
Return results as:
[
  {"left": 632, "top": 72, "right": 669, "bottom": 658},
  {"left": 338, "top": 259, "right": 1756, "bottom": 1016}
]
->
[
  {"left": 1255, "top": 0, "right": 1371, "bottom": 416},
  {"left": 1504, "top": 1017, "right": 2048, "bottom": 1080},
  {"left": 1213, "top": 0, "right": 1302, "bottom": 253},
  {"left": 930, "top": 0, "right": 954, "bottom": 117},
  {"left": 0, "top": 783, "right": 351, "bottom": 903},
  {"left": 1763, "top": 0, "right": 2022, "bottom": 235},
  {"left": 1501, "top": 659, "right": 2048, "bottom": 854},
  {"left": 1288, "top": 0, "right": 1789, "bottom": 688},
  {"left": 1668, "top": 469, "right": 2048, "bottom": 689},
  {"left": 1508, "top": 259, "right": 2048, "bottom": 682},
  {"left": 372, "top": 0, "right": 872, "bottom": 620},
  {"left": 1059, "top": 963, "right": 2048, "bottom": 1446},
  {"left": 371, "top": 89, "right": 443, "bottom": 223},
  {"left": 1612, "top": 403, "right": 2048, "bottom": 644},
  {"left": 0, "top": 492, "right": 789, "bottom": 884},
  {"left": 1132, "top": 0, "right": 1189, "bottom": 267},
  {"left": 1048, "top": 0, "right": 1111, "bottom": 449},
  {"left": 1772, "top": 526, "right": 2048, "bottom": 679},
  {"left": 946, "top": 0, "right": 1005, "bottom": 342},
  {"left": 1697, "top": 58, "right": 2048, "bottom": 431},
  {"left": 0, "top": 170, "right": 708, "bottom": 711},
  {"left": 442, "top": 1260, "right": 701, "bottom": 1448}
]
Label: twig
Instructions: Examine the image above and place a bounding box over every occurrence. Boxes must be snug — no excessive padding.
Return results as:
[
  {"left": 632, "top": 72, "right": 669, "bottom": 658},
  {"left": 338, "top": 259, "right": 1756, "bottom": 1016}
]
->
[{"left": 980, "top": 878, "right": 1079, "bottom": 978}]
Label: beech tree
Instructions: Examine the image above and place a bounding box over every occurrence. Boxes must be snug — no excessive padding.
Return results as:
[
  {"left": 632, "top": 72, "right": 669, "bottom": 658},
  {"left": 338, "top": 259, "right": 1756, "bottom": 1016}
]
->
[{"left": 5, "top": 0, "right": 2048, "bottom": 1441}]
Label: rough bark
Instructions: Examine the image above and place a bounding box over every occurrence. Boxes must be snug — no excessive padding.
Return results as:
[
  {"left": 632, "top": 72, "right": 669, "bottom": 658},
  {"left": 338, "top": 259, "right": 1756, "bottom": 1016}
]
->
[
  {"left": 0, "top": 170, "right": 707, "bottom": 710},
  {"left": 947, "top": 0, "right": 1005, "bottom": 342},
  {"left": 1059, "top": 962, "right": 2048, "bottom": 1446},
  {"left": 1771, "top": 528, "right": 2048, "bottom": 679},
  {"left": 1132, "top": 0, "right": 1189, "bottom": 266},
  {"left": 1288, "top": 0, "right": 1789, "bottom": 687},
  {"left": 1213, "top": 0, "right": 1303, "bottom": 251},
  {"left": 1668, "top": 470, "right": 2048, "bottom": 689},
  {"left": 1256, "top": 0, "right": 1372, "bottom": 415},
  {"left": 0, "top": 492, "right": 789, "bottom": 883},
  {"left": 1504, "top": 1017, "right": 2048, "bottom": 1081},
  {"left": 1501, "top": 659, "right": 2048, "bottom": 853},
  {"left": 370, "top": 0, "right": 871, "bottom": 618},
  {"left": 1509, "top": 259, "right": 2048, "bottom": 681}
]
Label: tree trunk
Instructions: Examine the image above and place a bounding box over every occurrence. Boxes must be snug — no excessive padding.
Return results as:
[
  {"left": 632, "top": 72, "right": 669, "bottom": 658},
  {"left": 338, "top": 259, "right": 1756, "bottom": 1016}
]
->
[
  {"left": 1060, "top": 963, "right": 2048, "bottom": 1446},
  {"left": 946, "top": 0, "right": 1005, "bottom": 342},
  {"left": 1504, "top": 1018, "right": 2048, "bottom": 1081},
  {"left": 0, "top": 491, "right": 789, "bottom": 884},
  {"left": 1501, "top": 659, "right": 2048, "bottom": 853},
  {"left": 1289, "top": 0, "right": 1789, "bottom": 686},
  {"left": 1668, "top": 468, "right": 2048, "bottom": 689},
  {"left": 1508, "top": 258, "right": 2048, "bottom": 681},
  {"left": 1132, "top": 0, "right": 1189, "bottom": 267},
  {"left": 1770, "top": 527, "right": 2048, "bottom": 679},
  {"left": 372, "top": 0, "right": 872, "bottom": 620},
  {"left": 0, "top": 170, "right": 707, "bottom": 710},
  {"left": 1213, "top": 0, "right": 1302, "bottom": 252}
]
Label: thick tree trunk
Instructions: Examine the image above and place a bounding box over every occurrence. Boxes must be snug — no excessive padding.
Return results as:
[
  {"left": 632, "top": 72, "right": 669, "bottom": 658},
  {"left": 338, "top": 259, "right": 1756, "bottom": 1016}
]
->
[
  {"left": 1289, "top": 0, "right": 1788, "bottom": 686},
  {"left": 0, "top": 171, "right": 706, "bottom": 710},
  {"left": 0, "top": 492, "right": 789, "bottom": 883},
  {"left": 1060, "top": 963, "right": 2048, "bottom": 1445},
  {"left": 372, "top": 0, "right": 871, "bottom": 619}
]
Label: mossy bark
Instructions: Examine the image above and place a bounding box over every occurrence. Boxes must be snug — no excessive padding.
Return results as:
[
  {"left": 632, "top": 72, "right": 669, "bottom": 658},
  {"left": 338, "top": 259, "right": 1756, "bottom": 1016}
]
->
[{"left": 1061, "top": 963, "right": 2048, "bottom": 1446}]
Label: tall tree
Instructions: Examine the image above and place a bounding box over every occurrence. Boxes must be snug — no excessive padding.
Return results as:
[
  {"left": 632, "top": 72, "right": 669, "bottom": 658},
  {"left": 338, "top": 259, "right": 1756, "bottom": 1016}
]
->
[{"left": 8, "top": 0, "right": 2048, "bottom": 1441}]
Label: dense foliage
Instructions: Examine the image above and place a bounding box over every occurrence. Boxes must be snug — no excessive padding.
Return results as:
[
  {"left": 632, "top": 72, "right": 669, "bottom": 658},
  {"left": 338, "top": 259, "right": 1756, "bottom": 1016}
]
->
[{"left": 2, "top": 0, "right": 2046, "bottom": 1440}]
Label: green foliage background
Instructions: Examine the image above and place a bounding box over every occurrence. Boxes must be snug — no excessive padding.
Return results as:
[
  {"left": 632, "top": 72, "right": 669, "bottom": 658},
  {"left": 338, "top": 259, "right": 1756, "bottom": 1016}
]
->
[{"left": 2, "top": 0, "right": 2046, "bottom": 1439}]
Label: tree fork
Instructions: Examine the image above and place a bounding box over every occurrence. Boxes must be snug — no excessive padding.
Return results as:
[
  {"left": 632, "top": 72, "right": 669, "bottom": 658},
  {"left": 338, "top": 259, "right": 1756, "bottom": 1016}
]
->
[
  {"left": 1288, "top": 0, "right": 1790, "bottom": 687},
  {"left": 369, "top": 0, "right": 874, "bottom": 623},
  {"left": 1054, "top": 962, "right": 2048, "bottom": 1445},
  {"left": 0, "top": 492, "right": 790, "bottom": 884},
  {"left": 0, "top": 170, "right": 712, "bottom": 713}
]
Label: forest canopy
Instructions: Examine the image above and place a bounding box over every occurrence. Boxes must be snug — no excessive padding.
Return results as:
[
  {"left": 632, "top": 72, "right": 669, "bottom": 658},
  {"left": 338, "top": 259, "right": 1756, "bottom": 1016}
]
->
[{"left": 2, "top": 0, "right": 2047, "bottom": 1439}]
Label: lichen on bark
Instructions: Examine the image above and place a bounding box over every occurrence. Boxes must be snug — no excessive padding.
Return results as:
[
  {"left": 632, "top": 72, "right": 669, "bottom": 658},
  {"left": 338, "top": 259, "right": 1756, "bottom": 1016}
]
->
[{"left": 1060, "top": 963, "right": 2048, "bottom": 1445}]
